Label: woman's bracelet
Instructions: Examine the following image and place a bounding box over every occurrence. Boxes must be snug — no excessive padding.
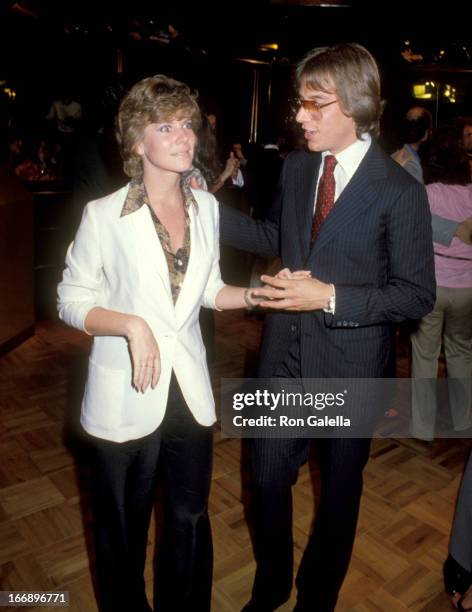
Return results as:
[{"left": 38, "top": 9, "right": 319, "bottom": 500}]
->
[{"left": 244, "top": 288, "right": 257, "bottom": 309}]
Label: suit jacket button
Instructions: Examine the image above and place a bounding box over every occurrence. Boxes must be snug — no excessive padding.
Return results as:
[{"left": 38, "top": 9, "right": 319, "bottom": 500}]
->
[{"left": 290, "top": 324, "right": 298, "bottom": 332}]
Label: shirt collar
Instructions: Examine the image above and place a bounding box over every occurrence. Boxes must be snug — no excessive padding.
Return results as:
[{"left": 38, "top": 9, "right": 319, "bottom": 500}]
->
[
  {"left": 120, "top": 178, "right": 198, "bottom": 218},
  {"left": 322, "top": 133, "right": 372, "bottom": 182},
  {"left": 405, "top": 143, "right": 420, "bottom": 161}
]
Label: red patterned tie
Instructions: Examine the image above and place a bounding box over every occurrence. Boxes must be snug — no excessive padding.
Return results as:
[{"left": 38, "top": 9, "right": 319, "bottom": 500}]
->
[{"left": 311, "top": 155, "right": 337, "bottom": 242}]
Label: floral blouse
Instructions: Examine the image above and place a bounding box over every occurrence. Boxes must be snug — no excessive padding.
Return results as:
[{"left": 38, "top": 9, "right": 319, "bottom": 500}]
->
[{"left": 121, "top": 178, "right": 198, "bottom": 303}]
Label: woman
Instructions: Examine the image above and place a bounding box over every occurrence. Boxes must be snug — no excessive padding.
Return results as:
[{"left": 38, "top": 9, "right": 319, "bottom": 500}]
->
[
  {"left": 410, "top": 127, "right": 472, "bottom": 442},
  {"left": 187, "top": 112, "right": 239, "bottom": 194},
  {"left": 57, "top": 75, "right": 259, "bottom": 612}
]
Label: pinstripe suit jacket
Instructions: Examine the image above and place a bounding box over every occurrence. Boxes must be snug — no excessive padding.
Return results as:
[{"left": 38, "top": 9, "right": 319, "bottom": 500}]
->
[{"left": 221, "top": 140, "right": 436, "bottom": 378}]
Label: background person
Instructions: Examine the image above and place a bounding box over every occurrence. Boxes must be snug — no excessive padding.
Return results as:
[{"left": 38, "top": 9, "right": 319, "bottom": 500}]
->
[
  {"left": 444, "top": 451, "right": 472, "bottom": 611},
  {"left": 410, "top": 127, "right": 472, "bottom": 440}
]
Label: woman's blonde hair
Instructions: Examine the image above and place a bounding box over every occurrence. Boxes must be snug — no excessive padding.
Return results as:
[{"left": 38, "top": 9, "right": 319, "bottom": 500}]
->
[{"left": 116, "top": 74, "right": 201, "bottom": 178}]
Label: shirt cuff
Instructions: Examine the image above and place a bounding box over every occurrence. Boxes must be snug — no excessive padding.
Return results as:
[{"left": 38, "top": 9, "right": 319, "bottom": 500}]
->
[
  {"left": 231, "top": 169, "right": 245, "bottom": 187},
  {"left": 322, "top": 284, "right": 336, "bottom": 314}
]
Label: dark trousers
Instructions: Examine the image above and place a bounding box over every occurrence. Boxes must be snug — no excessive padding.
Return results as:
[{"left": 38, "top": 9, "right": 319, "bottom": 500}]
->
[
  {"left": 88, "top": 374, "right": 213, "bottom": 612},
  {"left": 249, "top": 436, "right": 372, "bottom": 612}
]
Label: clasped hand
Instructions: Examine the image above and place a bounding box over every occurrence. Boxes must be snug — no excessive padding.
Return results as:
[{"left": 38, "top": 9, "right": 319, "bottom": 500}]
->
[{"left": 253, "top": 268, "right": 332, "bottom": 311}]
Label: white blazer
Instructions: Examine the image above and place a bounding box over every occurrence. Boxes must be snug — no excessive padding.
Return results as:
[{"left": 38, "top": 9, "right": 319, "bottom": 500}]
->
[{"left": 57, "top": 184, "right": 225, "bottom": 442}]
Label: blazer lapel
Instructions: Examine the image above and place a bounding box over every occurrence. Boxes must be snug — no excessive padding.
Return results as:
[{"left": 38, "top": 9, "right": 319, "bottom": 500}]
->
[
  {"left": 174, "top": 204, "right": 212, "bottom": 326},
  {"left": 128, "top": 204, "right": 173, "bottom": 300},
  {"left": 306, "top": 141, "right": 387, "bottom": 263},
  {"left": 295, "top": 153, "right": 321, "bottom": 263}
]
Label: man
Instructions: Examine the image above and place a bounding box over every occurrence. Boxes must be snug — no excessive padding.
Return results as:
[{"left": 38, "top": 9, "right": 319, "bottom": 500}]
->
[
  {"left": 391, "top": 107, "right": 472, "bottom": 247},
  {"left": 246, "top": 131, "right": 285, "bottom": 221},
  {"left": 391, "top": 106, "right": 432, "bottom": 183},
  {"left": 220, "top": 43, "right": 436, "bottom": 611},
  {"left": 46, "top": 91, "right": 82, "bottom": 135}
]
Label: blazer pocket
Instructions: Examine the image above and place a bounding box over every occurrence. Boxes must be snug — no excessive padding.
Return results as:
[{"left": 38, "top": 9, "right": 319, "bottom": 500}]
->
[{"left": 82, "top": 359, "right": 126, "bottom": 430}]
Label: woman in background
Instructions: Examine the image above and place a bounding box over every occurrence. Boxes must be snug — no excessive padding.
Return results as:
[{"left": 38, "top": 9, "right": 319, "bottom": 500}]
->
[{"left": 411, "top": 126, "right": 472, "bottom": 441}]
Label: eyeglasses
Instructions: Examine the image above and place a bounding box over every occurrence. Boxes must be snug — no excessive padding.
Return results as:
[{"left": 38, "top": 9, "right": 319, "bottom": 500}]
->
[{"left": 293, "top": 98, "right": 338, "bottom": 116}]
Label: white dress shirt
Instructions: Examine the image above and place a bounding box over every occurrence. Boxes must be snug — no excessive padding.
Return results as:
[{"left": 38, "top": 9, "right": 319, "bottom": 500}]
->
[{"left": 314, "top": 134, "right": 372, "bottom": 210}]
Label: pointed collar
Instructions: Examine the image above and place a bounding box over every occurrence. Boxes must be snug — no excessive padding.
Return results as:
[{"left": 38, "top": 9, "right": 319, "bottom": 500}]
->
[
  {"left": 322, "top": 133, "right": 372, "bottom": 183},
  {"left": 120, "top": 178, "right": 198, "bottom": 218}
]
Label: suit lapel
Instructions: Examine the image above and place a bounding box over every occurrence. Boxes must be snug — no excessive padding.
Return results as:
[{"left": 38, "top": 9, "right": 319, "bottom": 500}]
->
[
  {"left": 295, "top": 153, "right": 321, "bottom": 263},
  {"left": 306, "top": 141, "right": 387, "bottom": 263},
  {"left": 126, "top": 196, "right": 212, "bottom": 327}
]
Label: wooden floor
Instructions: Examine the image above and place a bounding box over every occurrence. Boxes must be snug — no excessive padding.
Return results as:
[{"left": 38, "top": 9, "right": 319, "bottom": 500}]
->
[{"left": 0, "top": 311, "right": 470, "bottom": 611}]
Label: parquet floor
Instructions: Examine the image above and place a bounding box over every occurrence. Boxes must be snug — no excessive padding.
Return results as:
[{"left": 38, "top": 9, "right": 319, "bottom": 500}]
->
[{"left": 0, "top": 311, "right": 470, "bottom": 611}]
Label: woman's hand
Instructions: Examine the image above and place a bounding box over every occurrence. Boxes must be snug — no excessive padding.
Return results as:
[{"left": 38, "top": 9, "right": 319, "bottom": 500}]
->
[
  {"left": 209, "top": 153, "right": 240, "bottom": 193},
  {"left": 126, "top": 317, "right": 161, "bottom": 393},
  {"left": 222, "top": 153, "right": 239, "bottom": 181},
  {"left": 275, "top": 268, "right": 312, "bottom": 280}
]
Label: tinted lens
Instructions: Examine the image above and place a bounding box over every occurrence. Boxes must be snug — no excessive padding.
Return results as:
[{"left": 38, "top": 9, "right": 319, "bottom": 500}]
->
[
  {"left": 301, "top": 99, "right": 319, "bottom": 113},
  {"left": 291, "top": 98, "right": 319, "bottom": 116}
]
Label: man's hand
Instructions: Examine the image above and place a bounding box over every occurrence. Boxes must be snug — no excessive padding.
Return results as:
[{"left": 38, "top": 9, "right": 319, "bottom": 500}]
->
[
  {"left": 253, "top": 273, "right": 333, "bottom": 311},
  {"left": 455, "top": 217, "right": 472, "bottom": 246}
]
